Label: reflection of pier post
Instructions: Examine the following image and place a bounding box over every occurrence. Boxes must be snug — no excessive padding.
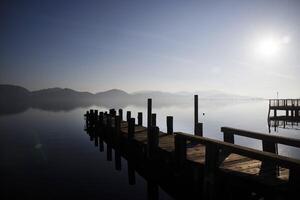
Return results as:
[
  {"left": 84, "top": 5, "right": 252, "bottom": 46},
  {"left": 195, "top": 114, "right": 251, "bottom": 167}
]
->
[
  {"left": 107, "top": 144, "right": 112, "bottom": 161},
  {"left": 127, "top": 159, "right": 136, "bottom": 185},
  {"left": 147, "top": 180, "right": 158, "bottom": 200},
  {"left": 99, "top": 137, "right": 104, "bottom": 152},
  {"left": 115, "top": 149, "right": 122, "bottom": 171}
]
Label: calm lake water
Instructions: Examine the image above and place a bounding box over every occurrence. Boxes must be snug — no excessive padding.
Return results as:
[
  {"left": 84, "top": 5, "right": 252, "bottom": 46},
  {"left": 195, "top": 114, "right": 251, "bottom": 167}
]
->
[{"left": 1, "top": 100, "right": 299, "bottom": 199}]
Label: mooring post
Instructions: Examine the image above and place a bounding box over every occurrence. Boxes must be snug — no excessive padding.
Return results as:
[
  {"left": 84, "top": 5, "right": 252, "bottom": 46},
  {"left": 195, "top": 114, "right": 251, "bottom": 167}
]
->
[
  {"left": 128, "top": 118, "right": 135, "bottom": 140},
  {"left": 203, "top": 143, "right": 219, "bottom": 200},
  {"left": 127, "top": 111, "right": 131, "bottom": 122},
  {"left": 115, "top": 116, "right": 121, "bottom": 144},
  {"left": 109, "top": 108, "right": 116, "bottom": 116},
  {"left": 175, "top": 134, "right": 187, "bottom": 168},
  {"left": 151, "top": 113, "right": 157, "bottom": 127},
  {"left": 118, "top": 109, "right": 123, "bottom": 121},
  {"left": 261, "top": 140, "right": 278, "bottom": 177},
  {"left": 147, "top": 99, "right": 152, "bottom": 156},
  {"left": 194, "top": 95, "right": 199, "bottom": 135},
  {"left": 195, "top": 122, "right": 203, "bottom": 136},
  {"left": 137, "top": 112, "right": 143, "bottom": 126},
  {"left": 148, "top": 126, "right": 159, "bottom": 159},
  {"left": 99, "top": 112, "right": 104, "bottom": 128},
  {"left": 166, "top": 116, "right": 173, "bottom": 135},
  {"left": 90, "top": 109, "right": 94, "bottom": 127},
  {"left": 147, "top": 98, "right": 152, "bottom": 128}
]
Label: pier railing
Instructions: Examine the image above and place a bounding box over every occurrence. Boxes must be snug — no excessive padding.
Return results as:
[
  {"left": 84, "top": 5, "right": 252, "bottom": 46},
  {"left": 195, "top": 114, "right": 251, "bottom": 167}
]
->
[
  {"left": 174, "top": 132, "right": 300, "bottom": 199},
  {"left": 269, "top": 99, "right": 300, "bottom": 108}
]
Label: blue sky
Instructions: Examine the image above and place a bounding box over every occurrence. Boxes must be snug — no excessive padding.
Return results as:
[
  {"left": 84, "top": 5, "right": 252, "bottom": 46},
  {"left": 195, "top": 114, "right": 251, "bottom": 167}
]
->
[{"left": 1, "top": 0, "right": 299, "bottom": 98}]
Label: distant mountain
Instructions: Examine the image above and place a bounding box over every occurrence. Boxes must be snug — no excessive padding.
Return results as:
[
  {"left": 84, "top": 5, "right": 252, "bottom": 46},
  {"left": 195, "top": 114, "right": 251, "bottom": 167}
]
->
[
  {"left": 0, "top": 84, "right": 31, "bottom": 101},
  {"left": 0, "top": 84, "right": 263, "bottom": 115},
  {"left": 32, "top": 87, "right": 94, "bottom": 101}
]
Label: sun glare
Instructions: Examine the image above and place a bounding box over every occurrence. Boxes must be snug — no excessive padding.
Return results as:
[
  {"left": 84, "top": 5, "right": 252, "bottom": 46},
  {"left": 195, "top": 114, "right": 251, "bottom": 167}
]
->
[{"left": 254, "top": 35, "right": 290, "bottom": 58}]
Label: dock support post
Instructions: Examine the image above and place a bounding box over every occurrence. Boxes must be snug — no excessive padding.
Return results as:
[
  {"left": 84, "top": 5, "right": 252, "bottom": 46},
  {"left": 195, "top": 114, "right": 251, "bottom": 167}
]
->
[
  {"left": 260, "top": 140, "right": 278, "bottom": 176},
  {"left": 147, "top": 99, "right": 152, "bottom": 156},
  {"left": 126, "top": 111, "right": 131, "bottom": 122},
  {"left": 114, "top": 116, "right": 121, "bottom": 144},
  {"left": 175, "top": 134, "right": 187, "bottom": 168},
  {"left": 203, "top": 143, "right": 219, "bottom": 200},
  {"left": 148, "top": 126, "right": 159, "bottom": 159},
  {"left": 194, "top": 95, "right": 199, "bottom": 135},
  {"left": 109, "top": 109, "right": 115, "bottom": 116},
  {"left": 118, "top": 109, "right": 123, "bottom": 121},
  {"left": 128, "top": 118, "right": 135, "bottom": 140},
  {"left": 167, "top": 116, "right": 173, "bottom": 135},
  {"left": 99, "top": 112, "right": 104, "bottom": 128},
  {"left": 151, "top": 113, "right": 157, "bottom": 127},
  {"left": 195, "top": 122, "right": 203, "bottom": 136},
  {"left": 137, "top": 112, "right": 143, "bottom": 126}
]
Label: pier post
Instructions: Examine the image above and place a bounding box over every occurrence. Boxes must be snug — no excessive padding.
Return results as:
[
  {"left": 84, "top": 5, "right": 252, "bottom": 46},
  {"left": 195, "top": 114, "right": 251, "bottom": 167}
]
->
[
  {"left": 175, "top": 134, "right": 187, "bottom": 168},
  {"left": 147, "top": 99, "right": 152, "bottom": 156},
  {"left": 261, "top": 140, "right": 278, "bottom": 176},
  {"left": 109, "top": 109, "right": 115, "bottom": 116},
  {"left": 203, "top": 143, "right": 219, "bottom": 200},
  {"left": 127, "top": 111, "right": 131, "bottom": 122},
  {"left": 99, "top": 112, "right": 104, "bottom": 127},
  {"left": 151, "top": 113, "right": 157, "bottom": 127},
  {"left": 148, "top": 126, "right": 159, "bottom": 159},
  {"left": 118, "top": 109, "right": 123, "bottom": 121},
  {"left": 195, "top": 122, "right": 203, "bottom": 137},
  {"left": 137, "top": 112, "right": 143, "bottom": 126},
  {"left": 128, "top": 118, "right": 135, "bottom": 140},
  {"left": 194, "top": 95, "right": 199, "bottom": 135},
  {"left": 115, "top": 116, "right": 121, "bottom": 144},
  {"left": 166, "top": 116, "right": 173, "bottom": 135}
]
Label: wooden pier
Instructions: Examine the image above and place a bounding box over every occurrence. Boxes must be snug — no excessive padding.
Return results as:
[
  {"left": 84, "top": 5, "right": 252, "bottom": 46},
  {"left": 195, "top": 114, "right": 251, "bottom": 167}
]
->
[
  {"left": 268, "top": 99, "right": 300, "bottom": 132},
  {"left": 84, "top": 96, "right": 300, "bottom": 200},
  {"left": 269, "top": 99, "right": 300, "bottom": 118}
]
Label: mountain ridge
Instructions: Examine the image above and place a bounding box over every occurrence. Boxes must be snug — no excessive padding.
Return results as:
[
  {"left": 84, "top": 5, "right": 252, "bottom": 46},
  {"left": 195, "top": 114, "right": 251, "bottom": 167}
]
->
[{"left": 0, "top": 84, "right": 262, "bottom": 101}]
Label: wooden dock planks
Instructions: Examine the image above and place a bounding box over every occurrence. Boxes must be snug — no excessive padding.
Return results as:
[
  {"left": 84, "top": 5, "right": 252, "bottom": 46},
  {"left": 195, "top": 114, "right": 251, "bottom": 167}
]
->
[{"left": 85, "top": 107, "right": 300, "bottom": 199}]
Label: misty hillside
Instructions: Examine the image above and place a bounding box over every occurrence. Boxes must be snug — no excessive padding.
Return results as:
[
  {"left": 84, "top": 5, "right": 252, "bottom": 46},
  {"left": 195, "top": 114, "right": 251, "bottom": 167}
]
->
[{"left": 0, "top": 84, "right": 260, "bottom": 104}]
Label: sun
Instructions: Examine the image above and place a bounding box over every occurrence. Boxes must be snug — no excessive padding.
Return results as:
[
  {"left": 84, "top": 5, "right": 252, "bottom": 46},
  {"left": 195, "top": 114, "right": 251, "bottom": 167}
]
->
[
  {"left": 254, "top": 35, "right": 290, "bottom": 58},
  {"left": 256, "top": 37, "right": 279, "bottom": 57}
]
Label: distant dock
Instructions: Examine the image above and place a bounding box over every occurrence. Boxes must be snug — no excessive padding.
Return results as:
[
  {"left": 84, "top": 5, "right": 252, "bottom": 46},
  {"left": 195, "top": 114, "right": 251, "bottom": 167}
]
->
[
  {"left": 85, "top": 96, "right": 300, "bottom": 200},
  {"left": 268, "top": 99, "right": 300, "bottom": 132}
]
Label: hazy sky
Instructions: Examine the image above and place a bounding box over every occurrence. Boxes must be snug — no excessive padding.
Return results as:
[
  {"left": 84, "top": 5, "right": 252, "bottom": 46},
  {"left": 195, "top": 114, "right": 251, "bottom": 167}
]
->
[{"left": 1, "top": 0, "right": 299, "bottom": 98}]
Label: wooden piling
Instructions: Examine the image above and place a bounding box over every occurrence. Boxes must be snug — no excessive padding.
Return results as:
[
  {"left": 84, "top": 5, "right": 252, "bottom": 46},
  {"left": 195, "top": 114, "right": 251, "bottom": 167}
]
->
[
  {"left": 203, "top": 143, "right": 219, "bottom": 200},
  {"left": 127, "top": 111, "right": 131, "bottom": 122},
  {"left": 147, "top": 99, "right": 152, "bottom": 129},
  {"left": 118, "top": 109, "right": 123, "bottom": 121},
  {"left": 148, "top": 126, "right": 159, "bottom": 159},
  {"left": 128, "top": 118, "right": 135, "bottom": 140},
  {"left": 175, "top": 134, "right": 187, "bottom": 168},
  {"left": 195, "top": 122, "right": 203, "bottom": 136},
  {"left": 115, "top": 116, "right": 121, "bottom": 144},
  {"left": 194, "top": 95, "right": 198, "bottom": 135},
  {"left": 147, "top": 99, "right": 152, "bottom": 156},
  {"left": 151, "top": 113, "right": 157, "bottom": 127},
  {"left": 166, "top": 116, "right": 173, "bottom": 135},
  {"left": 138, "top": 112, "right": 143, "bottom": 126}
]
